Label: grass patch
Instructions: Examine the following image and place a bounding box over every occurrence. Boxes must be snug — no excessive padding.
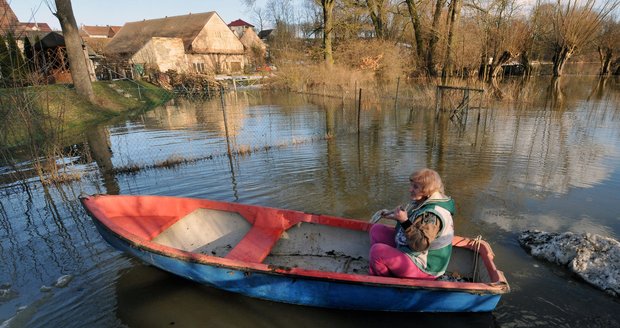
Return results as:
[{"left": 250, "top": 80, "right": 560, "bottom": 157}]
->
[
  {"left": 1, "top": 80, "right": 171, "bottom": 185},
  {"left": 1, "top": 81, "right": 171, "bottom": 150},
  {"left": 92, "top": 80, "right": 172, "bottom": 114}
]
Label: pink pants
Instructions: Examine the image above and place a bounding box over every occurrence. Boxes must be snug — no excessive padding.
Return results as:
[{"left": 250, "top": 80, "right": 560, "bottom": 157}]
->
[{"left": 368, "top": 224, "right": 435, "bottom": 279}]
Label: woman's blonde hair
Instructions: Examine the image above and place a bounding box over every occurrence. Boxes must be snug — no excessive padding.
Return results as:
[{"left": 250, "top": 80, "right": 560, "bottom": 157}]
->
[{"left": 410, "top": 168, "right": 444, "bottom": 197}]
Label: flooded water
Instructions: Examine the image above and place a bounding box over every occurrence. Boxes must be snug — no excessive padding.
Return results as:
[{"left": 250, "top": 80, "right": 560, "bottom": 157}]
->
[{"left": 1, "top": 76, "right": 620, "bottom": 327}]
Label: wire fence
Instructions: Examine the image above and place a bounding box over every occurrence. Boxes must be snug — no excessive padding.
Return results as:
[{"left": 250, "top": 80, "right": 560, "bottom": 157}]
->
[
  {"left": 98, "top": 90, "right": 346, "bottom": 175},
  {"left": 1, "top": 74, "right": 491, "bottom": 190},
  {"left": 90, "top": 81, "right": 487, "bottom": 178},
  {"left": 0, "top": 24, "right": 486, "bottom": 187}
]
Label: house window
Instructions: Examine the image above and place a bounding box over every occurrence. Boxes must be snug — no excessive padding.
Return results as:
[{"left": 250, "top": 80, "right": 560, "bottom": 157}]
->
[
  {"left": 229, "top": 62, "right": 242, "bottom": 72},
  {"left": 193, "top": 62, "right": 205, "bottom": 73}
]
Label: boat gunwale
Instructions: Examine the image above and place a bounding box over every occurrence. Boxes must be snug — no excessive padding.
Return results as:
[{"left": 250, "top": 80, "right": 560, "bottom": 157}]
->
[{"left": 81, "top": 195, "right": 510, "bottom": 295}]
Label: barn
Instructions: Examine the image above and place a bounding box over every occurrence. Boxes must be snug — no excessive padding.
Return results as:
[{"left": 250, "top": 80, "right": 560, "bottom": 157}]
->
[{"left": 105, "top": 12, "right": 245, "bottom": 75}]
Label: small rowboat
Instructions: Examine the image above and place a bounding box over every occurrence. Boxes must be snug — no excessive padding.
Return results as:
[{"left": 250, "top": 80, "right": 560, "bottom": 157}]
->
[{"left": 80, "top": 194, "right": 509, "bottom": 312}]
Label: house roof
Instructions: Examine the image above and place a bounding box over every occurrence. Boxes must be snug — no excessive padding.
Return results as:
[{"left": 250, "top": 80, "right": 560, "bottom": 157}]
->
[
  {"left": 21, "top": 30, "right": 50, "bottom": 43},
  {"left": 81, "top": 25, "right": 111, "bottom": 37},
  {"left": 36, "top": 31, "right": 65, "bottom": 49},
  {"left": 0, "top": 0, "right": 19, "bottom": 31},
  {"left": 105, "top": 11, "right": 217, "bottom": 55},
  {"left": 82, "top": 36, "right": 112, "bottom": 54},
  {"left": 239, "top": 28, "right": 265, "bottom": 50},
  {"left": 80, "top": 25, "right": 122, "bottom": 38},
  {"left": 258, "top": 29, "right": 273, "bottom": 39},
  {"left": 109, "top": 26, "right": 122, "bottom": 35},
  {"left": 1, "top": 0, "right": 54, "bottom": 35},
  {"left": 228, "top": 19, "right": 253, "bottom": 27},
  {"left": 18, "top": 22, "right": 52, "bottom": 32},
  {"left": 31, "top": 31, "right": 95, "bottom": 53}
]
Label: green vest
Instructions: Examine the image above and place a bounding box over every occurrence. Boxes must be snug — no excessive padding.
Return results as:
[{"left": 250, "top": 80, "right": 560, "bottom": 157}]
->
[{"left": 395, "top": 198, "right": 455, "bottom": 276}]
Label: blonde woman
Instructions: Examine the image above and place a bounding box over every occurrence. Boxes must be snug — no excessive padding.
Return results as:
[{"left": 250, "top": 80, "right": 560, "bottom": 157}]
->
[{"left": 369, "top": 168, "right": 455, "bottom": 279}]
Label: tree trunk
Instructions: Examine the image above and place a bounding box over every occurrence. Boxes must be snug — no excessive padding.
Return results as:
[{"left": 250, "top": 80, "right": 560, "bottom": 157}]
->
[
  {"left": 552, "top": 45, "right": 573, "bottom": 77},
  {"left": 426, "top": 0, "right": 447, "bottom": 76},
  {"left": 367, "top": 0, "right": 386, "bottom": 39},
  {"left": 322, "top": 0, "right": 335, "bottom": 66},
  {"left": 405, "top": 0, "right": 424, "bottom": 63},
  {"left": 520, "top": 51, "right": 532, "bottom": 77},
  {"left": 54, "top": 0, "right": 95, "bottom": 103},
  {"left": 598, "top": 46, "right": 613, "bottom": 76},
  {"left": 490, "top": 50, "right": 513, "bottom": 80},
  {"left": 441, "top": 0, "right": 461, "bottom": 83}
]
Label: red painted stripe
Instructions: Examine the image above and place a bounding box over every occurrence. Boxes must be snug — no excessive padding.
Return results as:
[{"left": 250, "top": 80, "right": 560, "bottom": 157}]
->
[{"left": 225, "top": 226, "right": 284, "bottom": 262}]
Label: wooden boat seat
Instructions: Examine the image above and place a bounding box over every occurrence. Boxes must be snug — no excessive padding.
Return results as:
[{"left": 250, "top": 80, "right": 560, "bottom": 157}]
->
[
  {"left": 224, "top": 226, "right": 284, "bottom": 263},
  {"left": 224, "top": 208, "right": 295, "bottom": 263}
]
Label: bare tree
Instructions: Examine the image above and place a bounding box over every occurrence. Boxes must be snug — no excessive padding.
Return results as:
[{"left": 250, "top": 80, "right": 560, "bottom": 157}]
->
[
  {"left": 489, "top": 17, "right": 534, "bottom": 80},
  {"left": 330, "top": 0, "right": 372, "bottom": 42},
  {"left": 366, "top": 0, "right": 388, "bottom": 39},
  {"left": 441, "top": 0, "right": 462, "bottom": 82},
  {"left": 252, "top": 6, "right": 267, "bottom": 32},
  {"left": 519, "top": 2, "right": 553, "bottom": 76},
  {"left": 595, "top": 18, "right": 620, "bottom": 76},
  {"left": 404, "top": 0, "right": 424, "bottom": 61},
  {"left": 466, "top": 0, "right": 523, "bottom": 80},
  {"left": 51, "top": 0, "right": 95, "bottom": 102},
  {"left": 266, "top": 0, "right": 297, "bottom": 26},
  {"left": 427, "top": 0, "right": 447, "bottom": 76},
  {"left": 548, "top": 0, "right": 620, "bottom": 77},
  {"left": 319, "top": 0, "right": 336, "bottom": 66}
]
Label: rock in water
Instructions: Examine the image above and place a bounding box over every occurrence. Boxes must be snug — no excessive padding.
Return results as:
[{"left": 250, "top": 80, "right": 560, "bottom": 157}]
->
[
  {"left": 40, "top": 286, "right": 53, "bottom": 292},
  {"left": 519, "top": 230, "right": 620, "bottom": 297},
  {"left": 0, "top": 287, "right": 18, "bottom": 303},
  {"left": 53, "top": 275, "right": 73, "bottom": 288}
]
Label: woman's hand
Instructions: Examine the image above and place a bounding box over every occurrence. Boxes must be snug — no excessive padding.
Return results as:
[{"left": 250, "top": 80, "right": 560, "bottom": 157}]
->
[
  {"left": 393, "top": 206, "right": 408, "bottom": 223},
  {"left": 381, "top": 206, "right": 408, "bottom": 222}
]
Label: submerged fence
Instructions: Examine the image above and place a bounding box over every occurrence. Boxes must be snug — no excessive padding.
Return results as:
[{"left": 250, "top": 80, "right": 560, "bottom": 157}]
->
[
  {"left": 1, "top": 76, "right": 492, "bottom": 190},
  {"left": 100, "top": 89, "right": 342, "bottom": 175}
]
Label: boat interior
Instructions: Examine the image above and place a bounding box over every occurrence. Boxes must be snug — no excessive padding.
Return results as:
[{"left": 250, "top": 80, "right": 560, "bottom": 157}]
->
[{"left": 151, "top": 208, "right": 493, "bottom": 283}]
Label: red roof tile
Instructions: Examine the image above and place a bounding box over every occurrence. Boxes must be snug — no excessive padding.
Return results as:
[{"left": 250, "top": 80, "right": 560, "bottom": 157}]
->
[
  {"left": 228, "top": 19, "right": 253, "bottom": 27},
  {"left": 19, "top": 22, "right": 52, "bottom": 32}
]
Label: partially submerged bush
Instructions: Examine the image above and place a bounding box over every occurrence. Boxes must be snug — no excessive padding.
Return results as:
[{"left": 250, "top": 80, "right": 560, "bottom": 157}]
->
[
  {"left": 267, "top": 62, "right": 375, "bottom": 98},
  {"left": 151, "top": 70, "right": 220, "bottom": 96},
  {"left": 266, "top": 38, "right": 418, "bottom": 101},
  {"left": 335, "top": 39, "right": 414, "bottom": 84}
]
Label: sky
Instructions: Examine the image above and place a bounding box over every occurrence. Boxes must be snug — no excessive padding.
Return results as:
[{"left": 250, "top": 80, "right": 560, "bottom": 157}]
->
[{"left": 8, "top": 0, "right": 259, "bottom": 30}]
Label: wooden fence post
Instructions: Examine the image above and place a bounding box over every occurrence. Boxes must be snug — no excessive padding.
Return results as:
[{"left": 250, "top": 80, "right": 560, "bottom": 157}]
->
[
  {"left": 220, "top": 85, "right": 233, "bottom": 157},
  {"left": 394, "top": 76, "right": 400, "bottom": 112},
  {"left": 357, "top": 88, "right": 362, "bottom": 135}
]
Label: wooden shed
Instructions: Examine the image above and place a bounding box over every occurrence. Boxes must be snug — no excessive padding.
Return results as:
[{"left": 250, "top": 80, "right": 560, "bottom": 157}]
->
[{"left": 32, "top": 32, "right": 96, "bottom": 83}]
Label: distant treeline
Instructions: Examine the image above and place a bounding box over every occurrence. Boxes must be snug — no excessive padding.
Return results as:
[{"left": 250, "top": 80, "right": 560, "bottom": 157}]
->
[{"left": 250, "top": 0, "right": 620, "bottom": 79}]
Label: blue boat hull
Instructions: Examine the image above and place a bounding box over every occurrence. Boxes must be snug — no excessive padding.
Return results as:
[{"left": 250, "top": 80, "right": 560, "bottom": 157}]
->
[{"left": 96, "top": 221, "right": 501, "bottom": 312}]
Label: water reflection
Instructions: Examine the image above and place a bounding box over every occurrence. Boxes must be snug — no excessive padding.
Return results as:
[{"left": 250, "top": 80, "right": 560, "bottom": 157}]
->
[
  {"left": 85, "top": 126, "right": 119, "bottom": 195},
  {"left": 1, "top": 76, "right": 620, "bottom": 326},
  {"left": 116, "top": 263, "right": 499, "bottom": 328},
  {"left": 547, "top": 76, "right": 565, "bottom": 109},
  {"left": 0, "top": 180, "right": 115, "bottom": 324}
]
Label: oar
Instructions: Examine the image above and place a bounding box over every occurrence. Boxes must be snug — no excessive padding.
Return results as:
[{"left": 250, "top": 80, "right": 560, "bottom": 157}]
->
[{"left": 369, "top": 202, "right": 415, "bottom": 224}]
